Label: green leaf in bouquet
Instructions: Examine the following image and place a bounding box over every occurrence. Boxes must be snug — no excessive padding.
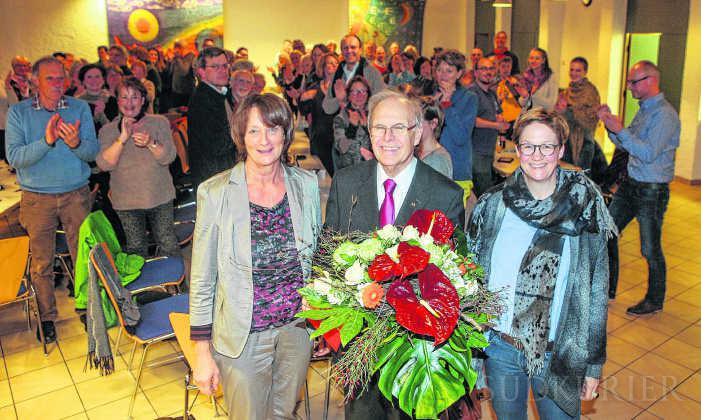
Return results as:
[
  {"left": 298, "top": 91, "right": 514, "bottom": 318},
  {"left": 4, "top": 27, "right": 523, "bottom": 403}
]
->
[
  {"left": 339, "top": 311, "right": 364, "bottom": 346},
  {"left": 375, "top": 336, "right": 474, "bottom": 419},
  {"left": 452, "top": 228, "right": 469, "bottom": 257},
  {"left": 298, "top": 287, "right": 331, "bottom": 309},
  {"left": 465, "top": 331, "right": 489, "bottom": 349},
  {"left": 295, "top": 308, "right": 338, "bottom": 321}
]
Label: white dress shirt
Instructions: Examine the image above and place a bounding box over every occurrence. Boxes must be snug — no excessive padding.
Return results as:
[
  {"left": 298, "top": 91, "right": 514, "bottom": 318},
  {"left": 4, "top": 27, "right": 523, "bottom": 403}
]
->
[{"left": 376, "top": 158, "right": 418, "bottom": 221}]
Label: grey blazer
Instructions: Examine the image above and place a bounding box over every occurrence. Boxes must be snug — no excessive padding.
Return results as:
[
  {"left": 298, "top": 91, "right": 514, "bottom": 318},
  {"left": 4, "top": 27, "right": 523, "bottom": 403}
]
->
[
  {"left": 324, "top": 159, "right": 464, "bottom": 233},
  {"left": 189, "top": 162, "right": 322, "bottom": 358}
]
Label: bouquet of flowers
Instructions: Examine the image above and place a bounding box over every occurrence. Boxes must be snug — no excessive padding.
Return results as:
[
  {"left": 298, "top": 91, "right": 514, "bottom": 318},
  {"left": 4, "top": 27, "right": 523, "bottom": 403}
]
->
[{"left": 296, "top": 209, "right": 501, "bottom": 419}]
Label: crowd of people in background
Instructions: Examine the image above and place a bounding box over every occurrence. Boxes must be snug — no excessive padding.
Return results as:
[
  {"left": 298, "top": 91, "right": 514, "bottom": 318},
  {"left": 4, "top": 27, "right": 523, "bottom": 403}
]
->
[{"left": 1, "top": 27, "right": 681, "bottom": 420}]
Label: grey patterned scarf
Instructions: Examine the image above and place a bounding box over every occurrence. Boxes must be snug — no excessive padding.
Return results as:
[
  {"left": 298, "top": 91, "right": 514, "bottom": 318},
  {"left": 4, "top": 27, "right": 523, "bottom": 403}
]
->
[{"left": 503, "top": 168, "right": 616, "bottom": 375}]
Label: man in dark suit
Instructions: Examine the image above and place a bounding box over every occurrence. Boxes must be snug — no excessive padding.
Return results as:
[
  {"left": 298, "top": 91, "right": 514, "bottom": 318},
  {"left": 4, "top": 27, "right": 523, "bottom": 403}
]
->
[
  {"left": 324, "top": 89, "right": 464, "bottom": 419},
  {"left": 187, "top": 47, "right": 237, "bottom": 191}
]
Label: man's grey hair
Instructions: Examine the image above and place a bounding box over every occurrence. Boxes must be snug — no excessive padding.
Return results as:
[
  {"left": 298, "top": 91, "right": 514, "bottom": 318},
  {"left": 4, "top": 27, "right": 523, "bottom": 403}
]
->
[
  {"left": 32, "top": 56, "right": 64, "bottom": 77},
  {"left": 368, "top": 89, "right": 423, "bottom": 130},
  {"left": 196, "top": 46, "right": 226, "bottom": 70}
]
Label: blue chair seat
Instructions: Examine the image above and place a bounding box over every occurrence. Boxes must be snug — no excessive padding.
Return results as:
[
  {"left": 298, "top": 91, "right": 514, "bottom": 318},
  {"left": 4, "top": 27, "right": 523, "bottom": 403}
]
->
[
  {"left": 174, "top": 204, "right": 196, "bottom": 223},
  {"left": 133, "top": 293, "right": 189, "bottom": 342},
  {"left": 125, "top": 256, "right": 184, "bottom": 292},
  {"left": 174, "top": 222, "right": 195, "bottom": 244}
]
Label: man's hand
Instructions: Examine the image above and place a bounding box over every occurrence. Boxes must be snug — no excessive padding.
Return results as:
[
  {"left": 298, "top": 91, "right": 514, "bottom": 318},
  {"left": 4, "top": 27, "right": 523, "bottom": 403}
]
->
[
  {"left": 58, "top": 119, "right": 81, "bottom": 148},
  {"left": 580, "top": 377, "right": 600, "bottom": 401},
  {"left": 334, "top": 79, "right": 346, "bottom": 103},
  {"left": 598, "top": 104, "right": 624, "bottom": 134},
  {"left": 45, "top": 114, "right": 60, "bottom": 146},
  {"left": 193, "top": 342, "right": 220, "bottom": 396}
]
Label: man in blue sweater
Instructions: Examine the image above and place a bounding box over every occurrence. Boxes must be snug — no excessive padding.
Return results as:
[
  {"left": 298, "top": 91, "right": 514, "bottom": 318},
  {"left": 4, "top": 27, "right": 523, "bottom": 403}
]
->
[{"left": 6, "top": 56, "right": 99, "bottom": 343}]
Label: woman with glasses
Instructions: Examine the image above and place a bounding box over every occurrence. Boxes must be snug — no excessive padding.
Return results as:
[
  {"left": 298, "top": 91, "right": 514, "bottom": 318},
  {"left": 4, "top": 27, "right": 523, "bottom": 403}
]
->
[
  {"left": 190, "top": 94, "right": 321, "bottom": 420},
  {"left": 467, "top": 108, "right": 614, "bottom": 420},
  {"left": 332, "top": 75, "right": 373, "bottom": 170}
]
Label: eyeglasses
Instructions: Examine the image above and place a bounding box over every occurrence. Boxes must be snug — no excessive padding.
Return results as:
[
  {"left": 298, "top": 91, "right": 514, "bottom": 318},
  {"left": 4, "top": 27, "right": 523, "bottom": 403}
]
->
[
  {"left": 517, "top": 143, "right": 560, "bottom": 156},
  {"left": 206, "top": 63, "right": 229, "bottom": 71},
  {"left": 349, "top": 89, "right": 367, "bottom": 95},
  {"left": 477, "top": 66, "right": 496, "bottom": 71},
  {"left": 370, "top": 124, "right": 416, "bottom": 138},
  {"left": 626, "top": 75, "right": 650, "bottom": 86}
]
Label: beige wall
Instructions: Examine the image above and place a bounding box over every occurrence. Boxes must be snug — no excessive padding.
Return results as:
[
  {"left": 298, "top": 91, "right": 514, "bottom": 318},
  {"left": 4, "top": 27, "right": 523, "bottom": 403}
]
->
[
  {"left": 423, "top": 0, "right": 472, "bottom": 54},
  {"left": 676, "top": 0, "right": 701, "bottom": 181},
  {"left": 0, "top": 0, "right": 109, "bottom": 73}
]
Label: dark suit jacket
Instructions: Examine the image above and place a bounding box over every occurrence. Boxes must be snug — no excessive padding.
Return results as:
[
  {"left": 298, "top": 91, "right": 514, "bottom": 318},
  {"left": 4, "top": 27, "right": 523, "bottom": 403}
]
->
[
  {"left": 325, "top": 159, "right": 465, "bottom": 233},
  {"left": 187, "top": 83, "right": 237, "bottom": 189}
]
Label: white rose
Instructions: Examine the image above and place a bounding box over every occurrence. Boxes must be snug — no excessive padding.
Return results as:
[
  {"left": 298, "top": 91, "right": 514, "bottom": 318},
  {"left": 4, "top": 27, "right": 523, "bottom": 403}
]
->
[
  {"left": 385, "top": 244, "right": 400, "bottom": 263},
  {"left": 377, "top": 224, "right": 401, "bottom": 242},
  {"left": 401, "top": 225, "right": 420, "bottom": 242},
  {"left": 344, "top": 260, "right": 366, "bottom": 285}
]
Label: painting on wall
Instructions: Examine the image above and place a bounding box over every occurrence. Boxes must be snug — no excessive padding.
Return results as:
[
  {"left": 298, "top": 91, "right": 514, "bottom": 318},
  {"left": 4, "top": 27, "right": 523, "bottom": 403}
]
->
[
  {"left": 349, "top": 0, "right": 426, "bottom": 53},
  {"left": 106, "top": 0, "right": 223, "bottom": 53}
]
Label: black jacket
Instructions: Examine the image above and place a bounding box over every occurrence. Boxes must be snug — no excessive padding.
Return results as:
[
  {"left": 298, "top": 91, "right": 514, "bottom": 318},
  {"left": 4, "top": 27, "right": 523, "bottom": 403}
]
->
[{"left": 187, "top": 83, "right": 237, "bottom": 189}]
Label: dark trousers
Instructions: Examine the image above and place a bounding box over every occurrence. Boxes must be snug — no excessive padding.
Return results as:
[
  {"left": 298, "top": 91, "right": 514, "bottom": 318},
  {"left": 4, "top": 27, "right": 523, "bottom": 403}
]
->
[
  {"left": 607, "top": 178, "right": 669, "bottom": 305},
  {"left": 115, "top": 201, "right": 180, "bottom": 258},
  {"left": 472, "top": 152, "right": 495, "bottom": 197},
  {"left": 345, "top": 378, "right": 408, "bottom": 420}
]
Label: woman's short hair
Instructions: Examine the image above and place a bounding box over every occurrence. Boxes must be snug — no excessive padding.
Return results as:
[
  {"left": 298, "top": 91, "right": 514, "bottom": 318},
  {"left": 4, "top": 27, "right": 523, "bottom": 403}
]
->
[
  {"left": 434, "top": 49, "right": 466, "bottom": 74},
  {"left": 116, "top": 77, "right": 149, "bottom": 117},
  {"left": 513, "top": 107, "right": 569, "bottom": 146},
  {"left": 345, "top": 75, "right": 372, "bottom": 102},
  {"left": 130, "top": 60, "right": 147, "bottom": 74},
  {"left": 230, "top": 93, "right": 295, "bottom": 164},
  {"left": 78, "top": 64, "right": 106, "bottom": 83}
]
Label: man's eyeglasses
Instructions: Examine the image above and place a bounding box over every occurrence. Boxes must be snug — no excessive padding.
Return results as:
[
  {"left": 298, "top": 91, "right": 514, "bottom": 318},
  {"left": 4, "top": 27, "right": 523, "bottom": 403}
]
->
[
  {"left": 626, "top": 75, "right": 650, "bottom": 86},
  {"left": 370, "top": 124, "right": 416, "bottom": 138},
  {"left": 477, "top": 66, "right": 496, "bottom": 71},
  {"left": 206, "top": 63, "right": 229, "bottom": 71},
  {"left": 517, "top": 143, "right": 560, "bottom": 157}
]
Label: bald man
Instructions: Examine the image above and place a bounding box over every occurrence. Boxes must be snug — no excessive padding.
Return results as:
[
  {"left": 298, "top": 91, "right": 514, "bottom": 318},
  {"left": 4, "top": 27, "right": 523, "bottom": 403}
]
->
[
  {"left": 598, "top": 60, "right": 680, "bottom": 315},
  {"left": 486, "top": 31, "right": 520, "bottom": 74}
]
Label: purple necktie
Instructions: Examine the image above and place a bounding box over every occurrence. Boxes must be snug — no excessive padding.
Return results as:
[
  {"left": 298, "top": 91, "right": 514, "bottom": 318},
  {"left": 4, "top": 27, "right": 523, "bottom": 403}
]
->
[{"left": 379, "top": 179, "right": 397, "bottom": 227}]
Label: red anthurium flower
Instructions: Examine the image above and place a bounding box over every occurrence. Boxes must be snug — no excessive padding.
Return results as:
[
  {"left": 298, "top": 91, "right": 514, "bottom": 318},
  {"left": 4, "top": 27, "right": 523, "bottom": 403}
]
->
[
  {"left": 368, "top": 242, "right": 430, "bottom": 282},
  {"left": 406, "top": 209, "right": 454, "bottom": 244},
  {"left": 386, "top": 264, "right": 460, "bottom": 345}
]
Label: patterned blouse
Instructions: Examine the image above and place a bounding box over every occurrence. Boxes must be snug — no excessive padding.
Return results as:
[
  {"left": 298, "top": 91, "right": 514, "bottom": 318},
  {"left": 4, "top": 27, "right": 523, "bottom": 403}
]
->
[{"left": 249, "top": 195, "right": 304, "bottom": 332}]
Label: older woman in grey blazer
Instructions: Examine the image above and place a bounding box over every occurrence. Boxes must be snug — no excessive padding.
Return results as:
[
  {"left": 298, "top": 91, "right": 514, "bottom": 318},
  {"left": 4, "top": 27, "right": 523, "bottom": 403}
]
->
[
  {"left": 467, "top": 108, "right": 615, "bottom": 419},
  {"left": 189, "top": 93, "right": 321, "bottom": 420}
]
